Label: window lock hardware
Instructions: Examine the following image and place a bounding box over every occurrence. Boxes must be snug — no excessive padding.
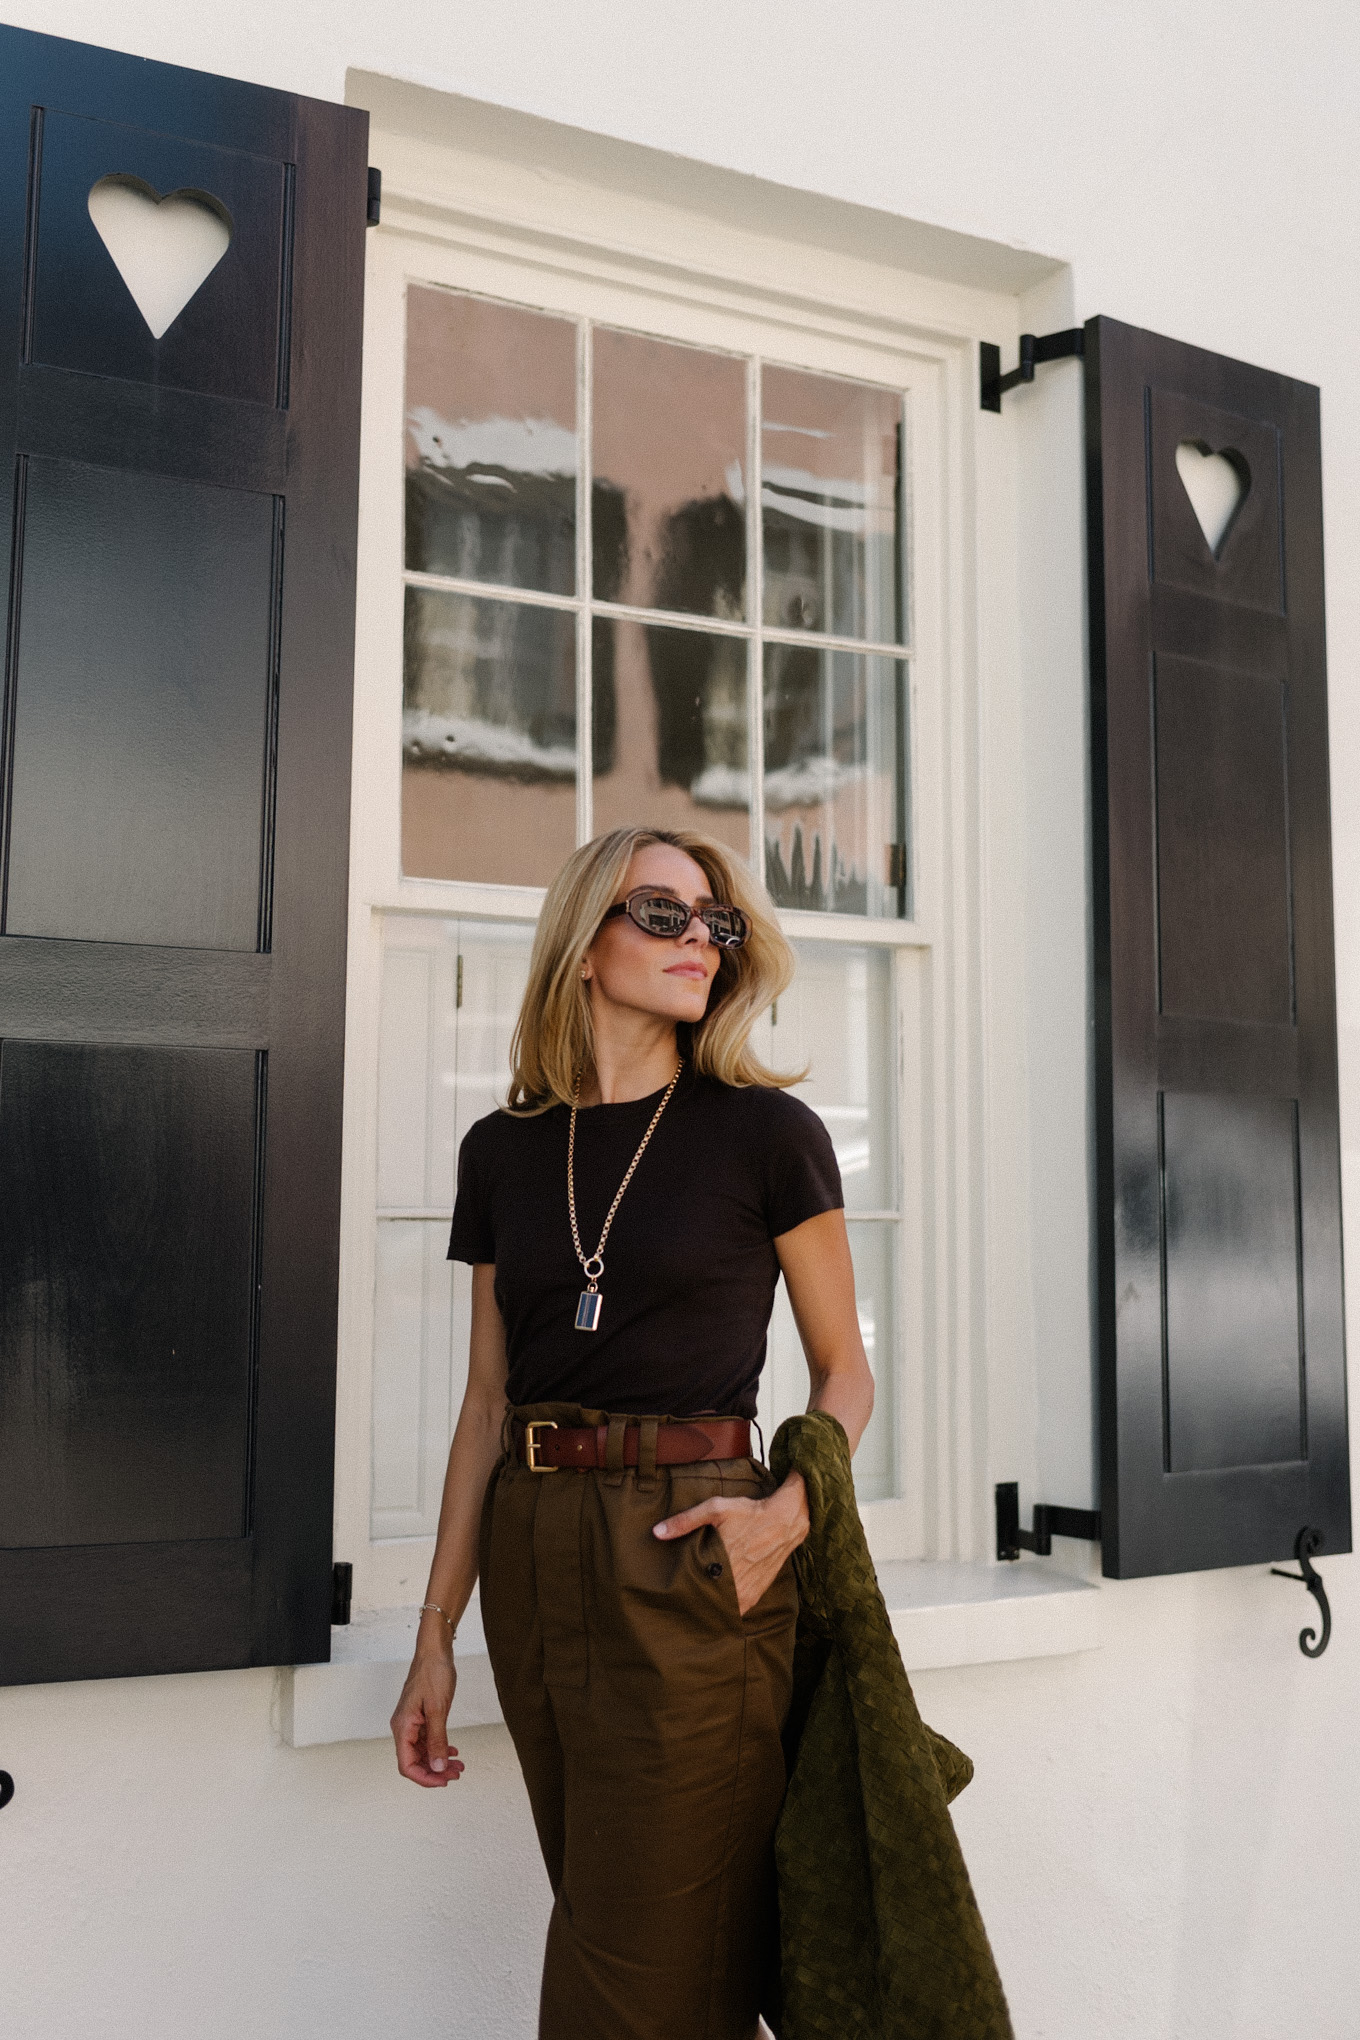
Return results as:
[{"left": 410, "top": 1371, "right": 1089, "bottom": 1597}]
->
[
  {"left": 1271, "top": 1526, "right": 1332, "bottom": 1659},
  {"left": 331, "top": 1561, "right": 353, "bottom": 1626},
  {"left": 995, "top": 1480, "right": 1101, "bottom": 1561},
  {"left": 980, "top": 328, "right": 1085, "bottom": 412},
  {"left": 367, "top": 167, "right": 382, "bottom": 227}
]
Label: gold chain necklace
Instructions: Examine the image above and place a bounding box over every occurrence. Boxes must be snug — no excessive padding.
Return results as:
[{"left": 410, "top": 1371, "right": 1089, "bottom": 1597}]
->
[{"left": 567, "top": 1058, "right": 683, "bottom": 1332}]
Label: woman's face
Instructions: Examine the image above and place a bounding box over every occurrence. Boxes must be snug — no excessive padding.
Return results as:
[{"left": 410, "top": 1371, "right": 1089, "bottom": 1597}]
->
[{"left": 582, "top": 844, "right": 723, "bottom": 1029}]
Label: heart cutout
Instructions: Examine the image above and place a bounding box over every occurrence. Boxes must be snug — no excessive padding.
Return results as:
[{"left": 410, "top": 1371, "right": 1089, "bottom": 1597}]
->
[
  {"left": 1175, "top": 438, "right": 1251, "bottom": 558},
  {"left": 87, "top": 175, "right": 233, "bottom": 340}
]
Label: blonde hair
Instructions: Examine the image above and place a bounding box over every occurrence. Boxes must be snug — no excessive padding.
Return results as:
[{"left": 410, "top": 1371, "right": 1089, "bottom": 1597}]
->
[{"left": 506, "top": 827, "right": 797, "bottom": 1113}]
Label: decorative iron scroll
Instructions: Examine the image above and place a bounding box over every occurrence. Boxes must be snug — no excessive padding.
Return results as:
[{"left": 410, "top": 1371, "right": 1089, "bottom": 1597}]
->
[{"left": 1271, "top": 1527, "right": 1332, "bottom": 1658}]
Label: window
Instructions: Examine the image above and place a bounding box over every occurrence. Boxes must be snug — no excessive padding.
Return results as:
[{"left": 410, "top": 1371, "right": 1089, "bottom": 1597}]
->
[
  {"left": 339, "top": 114, "right": 996, "bottom": 1609},
  {"left": 374, "top": 283, "right": 910, "bottom": 1524}
]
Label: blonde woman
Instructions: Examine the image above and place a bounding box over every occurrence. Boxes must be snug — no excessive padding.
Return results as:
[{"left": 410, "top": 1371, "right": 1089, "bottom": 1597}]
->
[{"left": 391, "top": 826, "right": 874, "bottom": 2040}]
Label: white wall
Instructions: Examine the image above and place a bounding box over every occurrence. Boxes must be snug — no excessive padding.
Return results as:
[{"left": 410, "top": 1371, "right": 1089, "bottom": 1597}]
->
[{"left": 3, "top": 5, "right": 1360, "bottom": 2037}]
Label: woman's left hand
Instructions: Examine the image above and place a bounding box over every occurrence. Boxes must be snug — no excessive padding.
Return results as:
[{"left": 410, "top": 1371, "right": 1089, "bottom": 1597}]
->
[{"left": 654, "top": 1471, "right": 809, "bottom": 1614}]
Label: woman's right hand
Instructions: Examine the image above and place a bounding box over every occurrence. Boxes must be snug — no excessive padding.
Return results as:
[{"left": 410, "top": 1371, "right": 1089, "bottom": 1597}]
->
[{"left": 391, "top": 1644, "right": 464, "bottom": 1787}]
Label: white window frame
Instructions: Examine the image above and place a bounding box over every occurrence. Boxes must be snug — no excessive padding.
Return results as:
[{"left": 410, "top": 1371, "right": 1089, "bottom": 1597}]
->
[{"left": 332, "top": 85, "right": 1051, "bottom": 1616}]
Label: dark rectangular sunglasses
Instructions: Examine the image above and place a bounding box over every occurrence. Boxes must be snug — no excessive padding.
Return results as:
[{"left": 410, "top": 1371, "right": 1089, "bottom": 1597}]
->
[{"left": 602, "top": 888, "right": 749, "bottom": 949}]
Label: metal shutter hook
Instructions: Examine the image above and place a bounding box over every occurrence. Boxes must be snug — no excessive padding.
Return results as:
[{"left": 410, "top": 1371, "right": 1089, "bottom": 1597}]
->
[{"left": 1271, "top": 1527, "right": 1332, "bottom": 1658}]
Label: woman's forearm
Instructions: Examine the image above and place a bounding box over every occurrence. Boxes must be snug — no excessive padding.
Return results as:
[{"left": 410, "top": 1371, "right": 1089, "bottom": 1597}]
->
[
  {"left": 775, "top": 1209, "right": 876, "bottom": 1457},
  {"left": 414, "top": 1386, "right": 505, "bottom": 1659},
  {"left": 807, "top": 1354, "right": 875, "bottom": 1454}
]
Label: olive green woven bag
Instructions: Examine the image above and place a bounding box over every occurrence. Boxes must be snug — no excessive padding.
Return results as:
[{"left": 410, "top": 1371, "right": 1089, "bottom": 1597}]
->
[{"left": 768, "top": 1412, "right": 1014, "bottom": 2040}]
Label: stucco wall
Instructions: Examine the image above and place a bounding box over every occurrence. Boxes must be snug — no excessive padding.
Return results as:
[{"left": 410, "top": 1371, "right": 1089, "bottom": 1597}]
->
[{"left": 2, "top": 5, "right": 1359, "bottom": 2036}]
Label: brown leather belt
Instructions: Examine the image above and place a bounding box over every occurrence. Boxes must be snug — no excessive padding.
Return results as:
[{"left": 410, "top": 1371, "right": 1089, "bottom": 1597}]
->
[{"left": 511, "top": 1416, "right": 752, "bottom": 1473}]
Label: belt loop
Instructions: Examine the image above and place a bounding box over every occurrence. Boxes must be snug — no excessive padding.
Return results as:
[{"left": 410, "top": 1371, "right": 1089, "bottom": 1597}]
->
[
  {"left": 605, "top": 1415, "right": 627, "bottom": 1477},
  {"left": 638, "top": 1418, "right": 659, "bottom": 1485}
]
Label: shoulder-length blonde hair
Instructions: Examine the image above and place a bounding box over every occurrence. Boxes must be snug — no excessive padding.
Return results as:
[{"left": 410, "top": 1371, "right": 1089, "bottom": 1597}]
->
[{"left": 506, "top": 827, "right": 797, "bottom": 1113}]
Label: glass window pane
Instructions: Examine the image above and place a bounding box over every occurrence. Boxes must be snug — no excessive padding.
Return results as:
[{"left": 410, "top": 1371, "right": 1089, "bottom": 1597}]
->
[
  {"left": 757, "top": 1228, "right": 895, "bottom": 1506},
  {"left": 761, "top": 364, "right": 903, "bottom": 643},
  {"left": 372, "top": 915, "right": 534, "bottom": 1541},
  {"left": 591, "top": 617, "right": 749, "bottom": 859},
  {"left": 403, "top": 587, "right": 577, "bottom": 885},
  {"left": 371, "top": 1221, "right": 465, "bottom": 1539},
  {"left": 750, "top": 940, "right": 895, "bottom": 1214},
  {"left": 592, "top": 328, "right": 746, "bottom": 620},
  {"left": 844, "top": 1221, "right": 896, "bottom": 1502},
  {"left": 454, "top": 922, "right": 537, "bottom": 1146},
  {"left": 405, "top": 286, "right": 577, "bottom": 596},
  {"left": 751, "top": 938, "right": 897, "bottom": 1502},
  {"left": 763, "top": 645, "right": 909, "bottom": 918}
]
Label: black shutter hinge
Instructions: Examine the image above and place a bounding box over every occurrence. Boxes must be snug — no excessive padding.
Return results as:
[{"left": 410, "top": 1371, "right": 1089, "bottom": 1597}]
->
[
  {"left": 0, "top": 1770, "right": 13, "bottom": 1811},
  {"left": 1271, "top": 1527, "right": 1332, "bottom": 1658},
  {"left": 980, "top": 327, "right": 1085, "bottom": 412},
  {"left": 331, "top": 1560, "right": 353, "bottom": 1625},
  {"left": 996, "top": 1481, "right": 1101, "bottom": 1560},
  {"left": 366, "top": 167, "right": 382, "bottom": 227}
]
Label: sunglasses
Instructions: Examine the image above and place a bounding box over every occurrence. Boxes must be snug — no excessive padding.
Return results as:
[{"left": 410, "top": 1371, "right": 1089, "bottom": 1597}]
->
[{"left": 602, "top": 888, "right": 750, "bottom": 949}]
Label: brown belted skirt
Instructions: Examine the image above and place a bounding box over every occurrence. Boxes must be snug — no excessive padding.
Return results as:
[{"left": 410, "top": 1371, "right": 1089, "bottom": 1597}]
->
[{"left": 479, "top": 1404, "right": 799, "bottom": 2040}]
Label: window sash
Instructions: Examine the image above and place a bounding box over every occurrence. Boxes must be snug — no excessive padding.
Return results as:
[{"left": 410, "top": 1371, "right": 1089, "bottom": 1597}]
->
[
  {"left": 400, "top": 300, "right": 914, "bottom": 914},
  {"left": 370, "top": 914, "right": 905, "bottom": 1535}
]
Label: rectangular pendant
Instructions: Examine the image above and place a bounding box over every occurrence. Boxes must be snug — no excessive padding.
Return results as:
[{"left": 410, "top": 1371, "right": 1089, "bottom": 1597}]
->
[{"left": 575, "top": 1290, "right": 602, "bottom": 1332}]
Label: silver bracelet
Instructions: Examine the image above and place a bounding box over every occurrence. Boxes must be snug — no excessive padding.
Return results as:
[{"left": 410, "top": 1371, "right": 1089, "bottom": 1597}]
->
[{"left": 418, "top": 1602, "right": 457, "bottom": 1638}]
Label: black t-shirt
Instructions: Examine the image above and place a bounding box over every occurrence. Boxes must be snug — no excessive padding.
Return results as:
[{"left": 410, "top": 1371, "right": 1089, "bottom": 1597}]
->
[{"left": 447, "top": 1068, "right": 843, "bottom": 1418}]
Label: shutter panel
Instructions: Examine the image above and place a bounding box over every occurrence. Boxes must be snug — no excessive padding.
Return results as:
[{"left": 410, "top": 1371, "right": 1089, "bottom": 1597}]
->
[
  {"left": 1085, "top": 315, "right": 1349, "bottom": 1578},
  {"left": 0, "top": 27, "right": 366, "bottom": 1679}
]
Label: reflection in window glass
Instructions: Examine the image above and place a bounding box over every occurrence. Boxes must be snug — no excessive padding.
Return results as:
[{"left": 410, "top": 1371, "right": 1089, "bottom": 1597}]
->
[
  {"left": 404, "top": 287, "right": 577, "bottom": 596},
  {"left": 402, "top": 588, "right": 577, "bottom": 885},
  {"left": 761, "top": 364, "right": 902, "bottom": 644},
  {"left": 592, "top": 328, "right": 747, "bottom": 620},
  {"left": 763, "top": 644, "right": 909, "bottom": 918},
  {"left": 591, "top": 618, "right": 749, "bottom": 859}
]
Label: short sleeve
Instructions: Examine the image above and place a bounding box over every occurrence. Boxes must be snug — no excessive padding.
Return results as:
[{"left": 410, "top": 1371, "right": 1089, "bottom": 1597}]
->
[
  {"left": 447, "top": 1121, "right": 496, "bottom": 1264},
  {"left": 762, "top": 1094, "right": 844, "bottom": 1238}
]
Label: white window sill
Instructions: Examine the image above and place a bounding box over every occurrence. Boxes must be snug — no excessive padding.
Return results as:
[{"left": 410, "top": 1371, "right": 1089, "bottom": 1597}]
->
[{"left": 281, "top": 1561, "right": 1100, "bottom": 1749}]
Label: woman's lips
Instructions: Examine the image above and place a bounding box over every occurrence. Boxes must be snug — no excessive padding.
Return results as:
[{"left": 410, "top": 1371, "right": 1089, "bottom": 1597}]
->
[{"left": 665, "top": 963, "right": 709, "bottom": 980}]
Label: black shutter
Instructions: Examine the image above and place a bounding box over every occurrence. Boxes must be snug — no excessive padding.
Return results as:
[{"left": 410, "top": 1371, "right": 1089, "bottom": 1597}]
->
[
  {"left": 1085, "top": 316, "right": 1349, "bottom": 1578},
  {"left": 0, "top": 27, "right": 366, "bottom": 1680}
]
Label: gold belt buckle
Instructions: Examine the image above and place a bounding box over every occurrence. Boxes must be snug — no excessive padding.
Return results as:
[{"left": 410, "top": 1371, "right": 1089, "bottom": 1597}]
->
[{"left": 523, "top": 1419, "right": 559, "bottom": 1473}]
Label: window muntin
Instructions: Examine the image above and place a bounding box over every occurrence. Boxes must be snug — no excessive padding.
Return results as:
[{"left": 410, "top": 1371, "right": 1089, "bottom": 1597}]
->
[{"left": 401, "top": 287, "right": 912, "bottom": 921}]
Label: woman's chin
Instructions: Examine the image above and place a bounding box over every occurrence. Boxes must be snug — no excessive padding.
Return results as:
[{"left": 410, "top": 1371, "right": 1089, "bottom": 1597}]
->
[
  {"left": 597, "top": 974, "right": 713, "bottom": 1027},
  {"left": 653, "top": 983, "right": 712, "bottom": 1025}
]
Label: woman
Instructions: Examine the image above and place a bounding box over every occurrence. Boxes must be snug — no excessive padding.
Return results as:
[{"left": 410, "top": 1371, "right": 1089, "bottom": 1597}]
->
[{"left": 391, "top": 825, "right": 875, "bottom": 2040}]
